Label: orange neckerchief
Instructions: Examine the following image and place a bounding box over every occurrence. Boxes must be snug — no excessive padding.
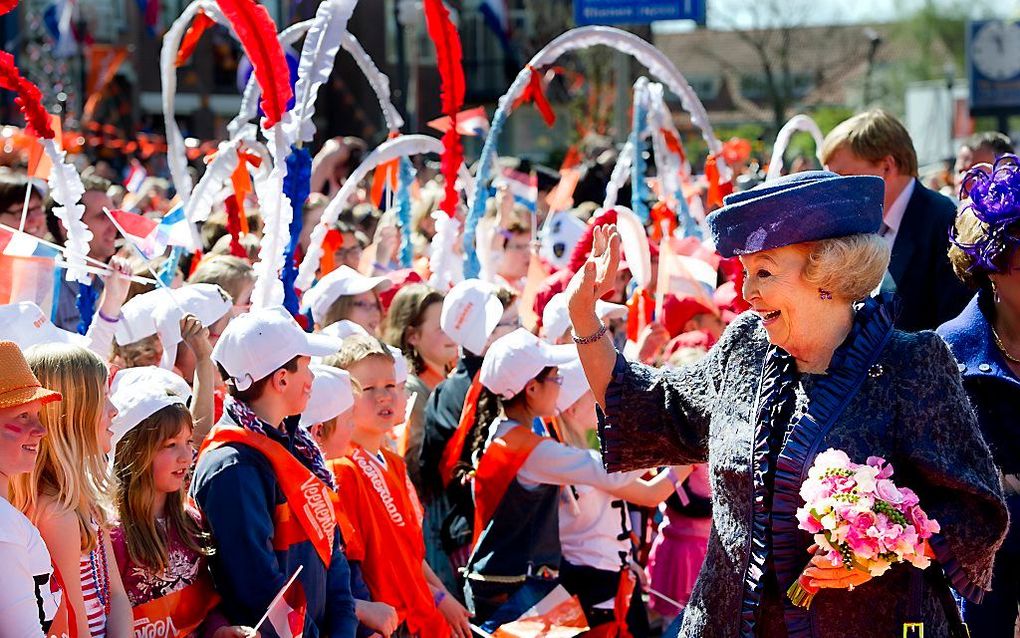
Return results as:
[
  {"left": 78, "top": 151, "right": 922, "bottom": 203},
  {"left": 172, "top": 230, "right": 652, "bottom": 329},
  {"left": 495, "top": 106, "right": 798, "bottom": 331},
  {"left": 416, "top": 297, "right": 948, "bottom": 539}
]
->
[
  {"left": 438, "top": 371, "right": 484, "bottom": 487},
  {"left": 334, "top": 446, "right": 449, "bottom": 638},
  {"left": 130, "top": 577, "right": 220, "bottom": 637},
  {"left": 325, "top": 457, "right": 366, "bottom": 562},
  {"left": 199, "top": 425, "right": 338, "bottom": 567},
  {"left": 471, "top": 425, "right": 543, "bottom": 548}
]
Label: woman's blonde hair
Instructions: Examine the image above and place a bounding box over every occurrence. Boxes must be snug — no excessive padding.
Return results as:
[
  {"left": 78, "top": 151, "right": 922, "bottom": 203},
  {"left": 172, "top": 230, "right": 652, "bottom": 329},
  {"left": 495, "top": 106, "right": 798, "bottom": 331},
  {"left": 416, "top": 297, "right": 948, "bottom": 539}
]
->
[
  {"left": 12, "top": 344, "right": 113, "bottom": 552},
  {"left": 802, "top": 233, "right": 891, "bottom": 302},
  {"left": 114, "top": 403, "right": 211, "bottom": 571}
]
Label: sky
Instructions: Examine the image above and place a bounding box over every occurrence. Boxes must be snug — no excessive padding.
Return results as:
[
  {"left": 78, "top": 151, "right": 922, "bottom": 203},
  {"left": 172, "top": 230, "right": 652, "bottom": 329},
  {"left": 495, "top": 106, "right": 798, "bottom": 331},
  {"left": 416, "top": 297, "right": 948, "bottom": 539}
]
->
[{"left": 651, "top": 0, "right": 1013, "bottom": 33}]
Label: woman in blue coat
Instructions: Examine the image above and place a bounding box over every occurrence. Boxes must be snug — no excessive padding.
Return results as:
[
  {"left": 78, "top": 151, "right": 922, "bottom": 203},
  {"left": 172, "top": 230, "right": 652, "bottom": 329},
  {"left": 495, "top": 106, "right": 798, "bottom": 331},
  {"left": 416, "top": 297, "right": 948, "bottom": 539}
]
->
[
  {"left": 938, "top": 155, "right": 1020, "bottom": 637},
  {"left": 565, "top": 171, "right": 1008, "bottom": 638}
]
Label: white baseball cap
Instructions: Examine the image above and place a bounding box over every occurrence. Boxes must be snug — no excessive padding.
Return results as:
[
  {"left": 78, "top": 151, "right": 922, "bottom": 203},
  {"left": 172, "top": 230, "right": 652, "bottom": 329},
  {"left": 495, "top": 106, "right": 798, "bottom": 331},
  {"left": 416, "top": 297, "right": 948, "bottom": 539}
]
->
[
  {"left": 321, "top": 319, "right": 370, "bottom": 340},
  {"left": 109, "top": 366, "right": 192, "bottom": 445},
  {"left": 539, "top": 212, "right": 586, "bottom": 270},
  {"left": 440, "top": 279, "right": 504, "bottom": 355},
  {"left": 212, "top": 306, "right": 343, "bottom": 391},
  {"left": 0, "top": 302, "right": 88, "bottom": 350},
  {"left": 541, "top": 293, "right": 628, "bottom": 344},
  {"left": 555, "top": 358, "right": 591, "bottom": 412},
  {"left": 116, "top": 284, "right": 233, "bottom": 369},
  {"left": 480, "top": 328, "right": 577, "bottom": 400},
  {"left": 300, "top": 364, "right": 355, "bottom": 428},
  {"left": 300, "top": 266, "right": 392, "bottom": 326}
]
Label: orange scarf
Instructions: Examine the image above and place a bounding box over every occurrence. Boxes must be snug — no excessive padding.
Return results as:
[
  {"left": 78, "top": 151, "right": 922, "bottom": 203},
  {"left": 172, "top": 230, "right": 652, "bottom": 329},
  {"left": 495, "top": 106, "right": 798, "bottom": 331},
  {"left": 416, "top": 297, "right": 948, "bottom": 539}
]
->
[
  {"left": 439, "top": 371, "right": 484, "bottom": 487},
  {"left": 333, "top": 446, "right": 449, "bottom": 638},
  {"left": 199, "top": 425, "right": 338, "bottom": 567},
  {"left": 472, "top": 425, "right": 543, "bottom": 548},
  {"left": 130, "top": 577, "right": 220, "bottom": 637}
]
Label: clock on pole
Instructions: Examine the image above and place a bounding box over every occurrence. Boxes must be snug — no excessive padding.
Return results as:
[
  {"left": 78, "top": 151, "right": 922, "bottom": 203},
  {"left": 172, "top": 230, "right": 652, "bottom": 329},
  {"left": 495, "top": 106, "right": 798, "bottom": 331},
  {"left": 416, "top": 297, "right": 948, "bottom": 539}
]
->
[{"left": 968, "top": 20, "right": 1020, "bottom": 118}]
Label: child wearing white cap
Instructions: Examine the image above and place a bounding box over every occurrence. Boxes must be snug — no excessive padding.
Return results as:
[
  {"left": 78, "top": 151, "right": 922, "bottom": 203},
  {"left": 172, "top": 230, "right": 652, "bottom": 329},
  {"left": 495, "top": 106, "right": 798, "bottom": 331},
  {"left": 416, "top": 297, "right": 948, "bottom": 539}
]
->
[
  {"left": 551, "top": 359, "right": 686, "bottom": 632},
  {"left": 323, "top": 335, "right": 470, "bottom": 638},
  {"left": 419, "top": 281, "right": 518, "bottom": 594},
  {"left": 300, "top": 364, "right": 401, "bottom": 638},
  {"left": 300, "top": 265, "right": 392, "bottom": 335},
  {"left": 188, "top": 306, "right": 357, "bottom": 636},
  {"left": 459, "top": 329, "right": 679, "bottom": 626},
  {"left": 108, "top": 378, "right": 254, "bottom": 636}
]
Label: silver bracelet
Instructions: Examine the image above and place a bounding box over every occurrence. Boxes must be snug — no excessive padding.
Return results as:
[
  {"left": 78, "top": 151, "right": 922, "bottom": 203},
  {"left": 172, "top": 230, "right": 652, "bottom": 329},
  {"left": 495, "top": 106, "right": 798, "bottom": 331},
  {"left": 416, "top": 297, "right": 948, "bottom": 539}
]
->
[{"left": 572, "top": 322, "right": 608, "bottom": 345}]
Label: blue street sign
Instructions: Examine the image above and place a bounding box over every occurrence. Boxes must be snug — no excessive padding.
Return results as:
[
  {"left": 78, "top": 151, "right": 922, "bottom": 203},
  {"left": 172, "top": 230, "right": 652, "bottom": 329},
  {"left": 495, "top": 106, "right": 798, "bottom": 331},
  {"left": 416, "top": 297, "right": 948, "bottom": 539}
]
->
[{"left": 574, "top": 0, "right": 706, "bottom": 26}]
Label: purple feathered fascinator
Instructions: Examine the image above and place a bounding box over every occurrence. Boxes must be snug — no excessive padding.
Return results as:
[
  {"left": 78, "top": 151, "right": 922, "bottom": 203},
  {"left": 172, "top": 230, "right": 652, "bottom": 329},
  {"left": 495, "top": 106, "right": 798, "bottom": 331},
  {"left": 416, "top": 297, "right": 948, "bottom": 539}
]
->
[{"left": 952, "top": 153, "right": 1020, "bottom": 274}]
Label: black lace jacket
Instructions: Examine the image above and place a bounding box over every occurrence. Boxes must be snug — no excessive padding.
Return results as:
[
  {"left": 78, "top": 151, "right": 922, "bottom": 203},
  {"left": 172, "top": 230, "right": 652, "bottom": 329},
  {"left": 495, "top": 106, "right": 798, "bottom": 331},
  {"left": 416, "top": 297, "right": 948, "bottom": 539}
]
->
[{"left": 599, "top": 299, "right": 1008, "bottom": 638}]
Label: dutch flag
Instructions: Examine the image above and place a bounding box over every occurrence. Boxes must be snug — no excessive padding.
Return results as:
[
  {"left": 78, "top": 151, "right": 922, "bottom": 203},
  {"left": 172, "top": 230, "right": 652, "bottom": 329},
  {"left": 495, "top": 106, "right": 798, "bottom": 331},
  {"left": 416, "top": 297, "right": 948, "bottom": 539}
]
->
[
  {"left": 123, "top": 160, "right": 148, "bottom": 194},
  {"left": 497, "top": 167, "right": 538, "bottom": 213},
  {"left": 108, "top": 205, "right": 190, "bottom": 260}
]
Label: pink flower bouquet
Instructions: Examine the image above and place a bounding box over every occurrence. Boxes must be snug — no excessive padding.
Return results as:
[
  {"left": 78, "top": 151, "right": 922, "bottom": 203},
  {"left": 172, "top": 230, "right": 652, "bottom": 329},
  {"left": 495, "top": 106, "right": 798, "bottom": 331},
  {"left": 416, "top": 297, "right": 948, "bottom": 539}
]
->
[{"left": 787, "top": 449, "right": 941, "bottom": 609}]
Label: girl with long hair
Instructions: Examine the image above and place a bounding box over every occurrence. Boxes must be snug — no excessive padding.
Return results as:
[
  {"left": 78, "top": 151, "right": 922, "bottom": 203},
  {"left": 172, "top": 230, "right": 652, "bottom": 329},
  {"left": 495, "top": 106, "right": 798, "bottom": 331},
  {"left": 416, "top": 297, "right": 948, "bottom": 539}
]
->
[
  {"left": 11, "top": 343, "right": 133, "bottom": 638},
  {"left": 110, "top": 392, "right": 253, "bottom": 637},
  {"left": 381, "top": 284, "right": 457, "bottom": 492},
  {"left": 461, "top": 330, "right": 678, "bottom": 626}
]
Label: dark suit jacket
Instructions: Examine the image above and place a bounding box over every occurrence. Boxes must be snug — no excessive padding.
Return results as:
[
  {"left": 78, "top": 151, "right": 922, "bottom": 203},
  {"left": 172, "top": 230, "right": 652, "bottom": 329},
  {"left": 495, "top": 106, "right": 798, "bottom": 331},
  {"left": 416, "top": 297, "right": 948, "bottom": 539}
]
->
[{"left": 887, "top": 180, "right": 971, "bottom": 331}]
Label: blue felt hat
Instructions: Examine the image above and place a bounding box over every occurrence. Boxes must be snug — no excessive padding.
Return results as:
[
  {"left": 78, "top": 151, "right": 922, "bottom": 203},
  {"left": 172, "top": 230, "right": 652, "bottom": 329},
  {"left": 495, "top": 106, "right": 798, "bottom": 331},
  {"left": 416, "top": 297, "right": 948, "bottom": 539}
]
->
[{"left": 706, "top": 171, "right": 884, "bottom": 258}]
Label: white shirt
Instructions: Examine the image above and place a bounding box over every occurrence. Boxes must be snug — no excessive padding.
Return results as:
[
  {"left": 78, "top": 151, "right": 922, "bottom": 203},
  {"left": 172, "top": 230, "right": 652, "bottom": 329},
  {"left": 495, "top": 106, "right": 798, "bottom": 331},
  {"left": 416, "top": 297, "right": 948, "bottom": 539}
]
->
[
  {"left": 0, "top": 498, "right": 60, "bottom": 638},
  {"left": 881, "top": 178, "right": 916, "bottom": 249},
  {"left": 490, "top": 419, "right": 644, "bottom": 492},
  {"left": 558, "top": 450, "right": 641, "bottom": 578}
]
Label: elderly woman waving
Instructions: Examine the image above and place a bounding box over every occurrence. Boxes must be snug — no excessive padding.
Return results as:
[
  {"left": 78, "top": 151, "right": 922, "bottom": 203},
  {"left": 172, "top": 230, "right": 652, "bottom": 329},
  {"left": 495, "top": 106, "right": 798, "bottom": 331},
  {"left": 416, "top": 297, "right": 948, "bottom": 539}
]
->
[{"left": 565, "top": 171, "right": 1008, "bottom": 638}]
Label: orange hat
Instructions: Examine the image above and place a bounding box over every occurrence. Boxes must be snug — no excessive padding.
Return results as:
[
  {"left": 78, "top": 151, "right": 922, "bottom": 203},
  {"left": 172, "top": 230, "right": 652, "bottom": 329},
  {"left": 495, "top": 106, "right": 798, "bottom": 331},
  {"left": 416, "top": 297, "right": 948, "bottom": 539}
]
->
[{"left": 0, "top": 341, "right": 61, "bottom": 409}]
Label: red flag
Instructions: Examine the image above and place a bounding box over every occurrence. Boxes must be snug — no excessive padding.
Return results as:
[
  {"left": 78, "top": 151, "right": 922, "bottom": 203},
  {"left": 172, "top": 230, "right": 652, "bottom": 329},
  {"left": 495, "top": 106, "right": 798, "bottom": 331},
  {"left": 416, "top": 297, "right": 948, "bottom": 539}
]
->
[
  {"left": 261, "top": 569, "right": 307, "bottom": 638},
  {"left": 427, "top": 105, "right": 490, "bottom": 137},
  {"left": 492, "top": 585, "right": 589, "bottom": 638}
]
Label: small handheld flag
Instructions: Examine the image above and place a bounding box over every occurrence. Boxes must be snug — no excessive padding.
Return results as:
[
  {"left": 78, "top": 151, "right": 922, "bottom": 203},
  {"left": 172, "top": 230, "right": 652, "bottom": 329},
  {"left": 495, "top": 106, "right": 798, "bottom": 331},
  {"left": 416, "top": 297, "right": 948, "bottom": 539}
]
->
[{"left": 254, "top": 565, "right": 306, "bottom": 638}]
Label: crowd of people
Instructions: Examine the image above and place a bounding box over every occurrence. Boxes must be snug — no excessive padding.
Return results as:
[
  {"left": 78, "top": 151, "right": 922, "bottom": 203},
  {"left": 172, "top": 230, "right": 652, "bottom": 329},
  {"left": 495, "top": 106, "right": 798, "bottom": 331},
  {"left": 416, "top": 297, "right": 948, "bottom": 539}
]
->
[{"left": 0, "top": 86, "right": 1017, "bottom": 638}]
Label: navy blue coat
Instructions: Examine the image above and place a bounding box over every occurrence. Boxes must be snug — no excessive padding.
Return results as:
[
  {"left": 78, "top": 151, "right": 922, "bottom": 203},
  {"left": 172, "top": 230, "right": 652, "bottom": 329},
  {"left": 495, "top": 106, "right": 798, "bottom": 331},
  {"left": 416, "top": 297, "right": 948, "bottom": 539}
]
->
[
  {"left": 191, "top": 412, "right": 358, "bottom": 638},
  {"left": 600, "top": 298, "right": 1008, "bottom": 637},
  {"left": 938, "top": 291, "right": 1020, "bottom": 553},
  {"left": 887, "top": 181, "right": 971, "bottom": 332}
]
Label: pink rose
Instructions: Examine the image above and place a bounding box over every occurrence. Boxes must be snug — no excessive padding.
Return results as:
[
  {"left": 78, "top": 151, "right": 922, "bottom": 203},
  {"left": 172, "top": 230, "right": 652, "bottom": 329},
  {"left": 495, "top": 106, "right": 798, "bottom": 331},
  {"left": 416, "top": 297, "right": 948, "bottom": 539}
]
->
[
  {"left": 899, "top": 487, "right": 920, "bottom": 508},
  {"left": 909, "top": 506, "right": 941, "bottom": 537},
  {"left": 876, "top": 479, "right": 904, "bottom": 504}
]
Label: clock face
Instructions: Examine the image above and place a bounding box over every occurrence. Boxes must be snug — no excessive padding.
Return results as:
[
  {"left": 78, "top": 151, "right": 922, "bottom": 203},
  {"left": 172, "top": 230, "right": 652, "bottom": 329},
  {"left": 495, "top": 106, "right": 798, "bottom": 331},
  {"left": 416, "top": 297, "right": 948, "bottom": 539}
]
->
[{"left": 972, "top": 21, "right": 1020, "bottom": 81}]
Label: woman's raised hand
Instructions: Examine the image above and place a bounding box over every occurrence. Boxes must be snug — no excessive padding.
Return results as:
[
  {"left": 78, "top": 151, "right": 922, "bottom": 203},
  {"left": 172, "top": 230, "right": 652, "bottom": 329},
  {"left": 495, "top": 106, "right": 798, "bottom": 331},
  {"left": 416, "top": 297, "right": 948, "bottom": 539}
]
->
[{"left": 566, "top": 224, "right": 621, "bottom": 331}]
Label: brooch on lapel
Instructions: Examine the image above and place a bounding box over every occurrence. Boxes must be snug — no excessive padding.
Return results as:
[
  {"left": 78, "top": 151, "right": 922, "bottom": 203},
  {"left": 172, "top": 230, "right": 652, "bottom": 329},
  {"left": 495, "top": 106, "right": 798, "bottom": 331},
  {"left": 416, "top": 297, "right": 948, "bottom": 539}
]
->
[{"left": 868, "top": 364, "right": 886, "bottom": 378}]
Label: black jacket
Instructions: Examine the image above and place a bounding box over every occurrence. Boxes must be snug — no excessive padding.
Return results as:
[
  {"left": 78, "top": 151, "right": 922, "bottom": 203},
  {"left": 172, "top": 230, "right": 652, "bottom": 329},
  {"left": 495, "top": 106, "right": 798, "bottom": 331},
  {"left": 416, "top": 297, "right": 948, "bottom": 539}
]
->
[{"left": 888, "top": 181, "right": 971, "bottom": 331}]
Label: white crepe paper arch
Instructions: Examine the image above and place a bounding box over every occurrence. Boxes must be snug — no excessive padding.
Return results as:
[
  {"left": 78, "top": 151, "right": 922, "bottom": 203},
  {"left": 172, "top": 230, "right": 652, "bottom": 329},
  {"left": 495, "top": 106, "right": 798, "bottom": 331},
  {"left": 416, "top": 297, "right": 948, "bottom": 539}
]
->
[
  {"left": 613, "top": 205, "right": 652, "bottom": 288},
  {"left": 42, "top": 139, "right": 94, "bottom": 284},
  {"left": 227, "top": 18, "right": 314, "bottom": 142},
  {"left": 295, "top": 134, "right": 473, "bottom": 291},
  {"left": 464, "top": 25, "right": 730, "bottom": 277},
  {"left": 226, "top": 17, "right": 404, "bottom": 141},
  {"left": 602, "top": 140, "right": 633, "bottom": 211},
  {"left": 766, "top": 114, "right": 826, "bottom": 182},
  {"left": 160, "top": 0, "right": 233, "bottom": 204}
]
